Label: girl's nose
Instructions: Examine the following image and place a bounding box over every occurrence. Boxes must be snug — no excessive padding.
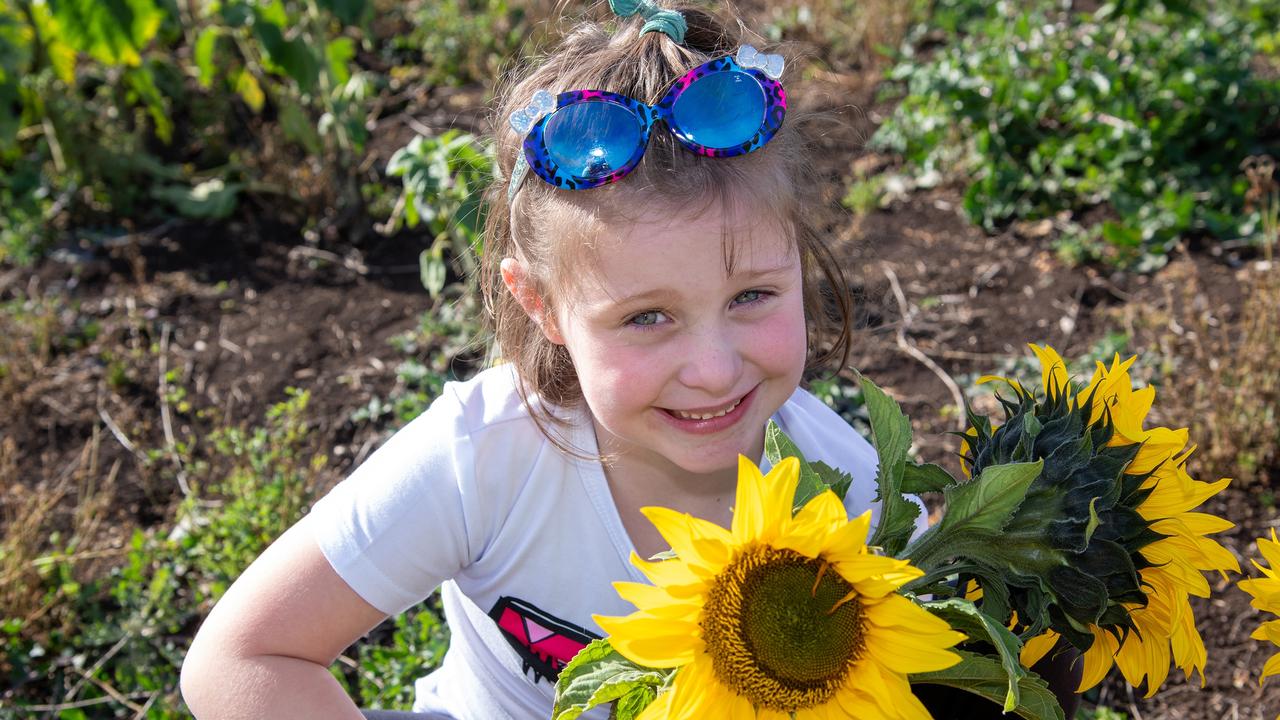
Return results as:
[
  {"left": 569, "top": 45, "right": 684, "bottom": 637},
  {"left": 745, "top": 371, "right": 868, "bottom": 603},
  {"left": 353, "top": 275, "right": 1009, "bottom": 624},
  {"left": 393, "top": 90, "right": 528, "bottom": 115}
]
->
[{"left": 677, "top": 326, "right": 744, "bottom": 396}]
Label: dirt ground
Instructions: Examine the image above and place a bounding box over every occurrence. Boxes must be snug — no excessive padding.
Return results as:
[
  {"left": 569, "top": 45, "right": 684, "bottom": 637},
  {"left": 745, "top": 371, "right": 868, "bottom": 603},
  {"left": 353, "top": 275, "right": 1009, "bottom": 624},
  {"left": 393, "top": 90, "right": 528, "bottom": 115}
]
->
[{"left": 3, "top": 64, "right": 1278, "bottom": 720}]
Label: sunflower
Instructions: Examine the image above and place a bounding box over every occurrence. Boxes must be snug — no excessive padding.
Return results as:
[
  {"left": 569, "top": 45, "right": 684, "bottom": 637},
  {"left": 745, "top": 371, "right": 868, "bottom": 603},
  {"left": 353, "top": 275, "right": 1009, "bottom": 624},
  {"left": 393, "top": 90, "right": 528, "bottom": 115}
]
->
[
  {"left": 1237, "top": 529, "right": 1280, "bottom": 684},
  {"left": 1006, "top": 346, "right": 1239, "bottom": 696},
  {"left": 594, "top": 456, "right": 964, "bottom": 720}
]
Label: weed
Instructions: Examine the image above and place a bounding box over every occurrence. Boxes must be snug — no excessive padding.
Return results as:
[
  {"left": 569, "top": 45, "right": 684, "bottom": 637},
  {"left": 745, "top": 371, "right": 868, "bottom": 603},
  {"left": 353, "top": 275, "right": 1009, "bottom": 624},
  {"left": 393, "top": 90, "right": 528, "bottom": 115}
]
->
[
  {"left": 1242, "top": 155, "right": 1278, "bottom": 262},
  {"left": 1112, "top": 263, "right": 1280, "bottom": 486},
  {"left": 761, "top": 0, "right": 929, "bottom": 72},
  {"left": 874, "top": 1, "right": 1280, "bottom": 266},
  {"left": 1, "top": 390, "right": 335, "bottom": 715}
]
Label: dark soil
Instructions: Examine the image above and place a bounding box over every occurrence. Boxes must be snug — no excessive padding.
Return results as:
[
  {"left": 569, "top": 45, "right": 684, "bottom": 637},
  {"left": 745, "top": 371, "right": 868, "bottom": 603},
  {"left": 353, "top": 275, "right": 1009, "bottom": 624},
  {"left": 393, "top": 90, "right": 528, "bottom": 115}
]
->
[{"left": 3, "top": 57, "right": 1278, "bottom": 720}]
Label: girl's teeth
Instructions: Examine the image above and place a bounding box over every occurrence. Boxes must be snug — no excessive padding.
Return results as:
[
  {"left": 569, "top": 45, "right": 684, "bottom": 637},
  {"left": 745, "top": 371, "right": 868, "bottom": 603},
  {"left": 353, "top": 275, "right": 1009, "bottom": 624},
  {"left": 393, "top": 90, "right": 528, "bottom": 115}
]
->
[{"left": 674, "top": 397, "right": 742, "bottom": 421}]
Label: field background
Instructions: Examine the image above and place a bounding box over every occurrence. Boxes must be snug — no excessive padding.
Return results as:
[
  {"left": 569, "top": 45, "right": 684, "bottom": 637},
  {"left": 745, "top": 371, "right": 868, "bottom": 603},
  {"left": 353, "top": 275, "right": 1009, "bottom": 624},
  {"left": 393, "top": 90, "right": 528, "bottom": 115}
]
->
[{"left": 2, "top": 0, "right": 1279, "bottom": 717}]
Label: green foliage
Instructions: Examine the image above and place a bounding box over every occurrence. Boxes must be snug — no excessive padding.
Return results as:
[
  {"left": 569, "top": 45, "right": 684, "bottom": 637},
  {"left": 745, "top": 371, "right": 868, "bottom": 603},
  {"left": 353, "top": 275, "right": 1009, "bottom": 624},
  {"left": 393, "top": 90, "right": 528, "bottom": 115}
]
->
[
  {"left": 874, "top": 0, "right": 1280, "bottom": 266},
  {"left": 0, "top": 0, "right": 373, "bottom": 262},
  {"left": 384, "top": 131, "right": 494, "bottom": 298},
  {"left": 911, "top": 649, "right": 1065, "bottom": 720},
  {"left": 860, "top": 375, "right": 922, "bottom": 556},
  {"left": 398, "top": 0, "right": 532, "bottom": 88},
  {"left": 552, "top": 639, "right": 672, "bottom": 720},
  {"left": 1, "top": 390, "right": 313, "bottom": 713},
  {"left": 355, "top": 601, "right": 450, "bottom": 710},
  {"left": 922, "top": 597, "right": 1031, "bottom": 712},
  {"left": 763, "top": 421, "right": 831, "bottom": 511}
]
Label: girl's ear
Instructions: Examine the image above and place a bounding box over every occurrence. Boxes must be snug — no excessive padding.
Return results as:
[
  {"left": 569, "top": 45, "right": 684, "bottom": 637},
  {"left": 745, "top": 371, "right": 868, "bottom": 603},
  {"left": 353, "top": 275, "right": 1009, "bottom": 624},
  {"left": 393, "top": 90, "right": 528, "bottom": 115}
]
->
[{"left": 500, "top": 257, "right": 565, "bottom": 345}]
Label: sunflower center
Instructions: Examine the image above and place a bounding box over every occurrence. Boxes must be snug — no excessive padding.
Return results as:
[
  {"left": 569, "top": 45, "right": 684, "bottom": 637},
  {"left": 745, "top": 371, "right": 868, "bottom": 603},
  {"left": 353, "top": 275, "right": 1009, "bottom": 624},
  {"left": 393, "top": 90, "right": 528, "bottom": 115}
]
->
[{"left": 701, "top": 544, "right": 864, "bottom": 711}]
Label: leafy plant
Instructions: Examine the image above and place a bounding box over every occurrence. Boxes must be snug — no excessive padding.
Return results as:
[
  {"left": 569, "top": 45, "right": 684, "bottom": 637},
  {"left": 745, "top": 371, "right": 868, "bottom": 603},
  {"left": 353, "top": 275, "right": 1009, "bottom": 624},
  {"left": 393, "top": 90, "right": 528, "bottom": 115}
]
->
[
  {"left": 874, "top": 1, "right": 1280, "bottom": 267},
  {"left": 398, "top": 0, "right": 533, "bottom": 88},
  {"left": 0, "top": 0, "right": 374, "bottom": 262},
  {"left": 383, "top": 130, "right": 494, "bottom": 297},
  {"left": 2, "top": 390, "right": 329, "bottom": 715}
]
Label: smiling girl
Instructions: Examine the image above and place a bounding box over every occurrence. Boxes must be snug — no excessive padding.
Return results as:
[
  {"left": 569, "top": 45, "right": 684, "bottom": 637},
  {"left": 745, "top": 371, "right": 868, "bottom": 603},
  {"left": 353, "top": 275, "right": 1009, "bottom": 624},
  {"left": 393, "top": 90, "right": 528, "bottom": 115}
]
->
[{"left": 180, "top": 3, "right": 906, "bottom": 719}]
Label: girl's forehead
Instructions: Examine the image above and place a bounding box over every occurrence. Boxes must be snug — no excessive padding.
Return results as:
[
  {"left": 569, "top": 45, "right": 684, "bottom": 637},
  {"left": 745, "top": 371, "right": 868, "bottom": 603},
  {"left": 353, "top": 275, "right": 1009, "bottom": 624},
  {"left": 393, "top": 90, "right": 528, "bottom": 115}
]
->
[{"left": 548, "top": 199, "right": 797, "bottom": 303}]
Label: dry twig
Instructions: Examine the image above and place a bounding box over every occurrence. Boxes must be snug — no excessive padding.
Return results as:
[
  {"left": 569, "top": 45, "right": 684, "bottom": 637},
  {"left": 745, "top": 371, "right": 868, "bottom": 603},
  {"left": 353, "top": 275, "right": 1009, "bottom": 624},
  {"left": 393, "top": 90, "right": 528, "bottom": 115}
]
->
[
  {"left": 158, "top": 323, "right": 191, "bottom": 496},
  {"left": 882, "top": 264, "right": 967, "bottom": 430}
]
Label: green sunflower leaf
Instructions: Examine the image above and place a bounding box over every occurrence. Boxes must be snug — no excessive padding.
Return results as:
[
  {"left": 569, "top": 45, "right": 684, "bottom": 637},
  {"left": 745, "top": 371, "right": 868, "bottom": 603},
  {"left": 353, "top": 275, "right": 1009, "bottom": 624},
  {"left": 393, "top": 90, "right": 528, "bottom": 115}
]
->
[
  {"left": 553, "top": 639, "right": 670, "bottom": 720},
  {"left": 763, "top": 421, "right": 826, "bottom": 512},
  {"left": 811, "top": 460, "right": 854, "bottom": 501},
  {"left": 902, "top": 462, "right": 955, "bottom": 494},
  {"left": 937, "top": 460, "right": 1043, "bottom": 536},
  {"left": 860, "top": 375, "right": 920, "bottom": 556},
  {"left": 922, "top": 598, "right": 1027, "bottom": 712},
  {"left": 911, "top": 649, "right": 1065, "bottom": 720}
]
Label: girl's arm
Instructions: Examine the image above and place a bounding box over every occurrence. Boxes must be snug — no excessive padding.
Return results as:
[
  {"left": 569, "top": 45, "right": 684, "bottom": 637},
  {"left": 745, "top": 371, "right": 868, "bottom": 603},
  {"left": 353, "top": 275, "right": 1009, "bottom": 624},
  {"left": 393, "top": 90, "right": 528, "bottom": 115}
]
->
[{"left": 181, "top": 518, "right": 389, "bottom": 719}]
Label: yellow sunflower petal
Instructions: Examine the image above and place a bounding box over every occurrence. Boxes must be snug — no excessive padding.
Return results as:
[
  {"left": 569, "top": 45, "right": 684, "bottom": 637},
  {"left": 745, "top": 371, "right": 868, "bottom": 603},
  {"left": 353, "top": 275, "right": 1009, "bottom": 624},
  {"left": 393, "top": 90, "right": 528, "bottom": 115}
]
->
[
  {"left": 731, "top": 454, "right": 767, "bottom": 542},
  {"left": 1261, "top": 651, "right": 1280, "bottom": 685},
  {"left": 831, "top": 555, "right": 922, "bottom": 597},
  {"left": 664, "top": 658, "right": 723, "bottom": 720},
  {"left": 818, "top": 510, "right": 874, "bottom": 561},
  {"left": 593, "top": 612, "right": 701, "bottom": 668},
  {"left": 791, "top": 488, "right": 847, "bottom": 531},
  {"left": 1020, "top": 629, "right": 1060, "bottom": 668},
  {"left": 759, "top": 456, "right": 802, "bottom": 540},
  {"left": 640, "top": 506, "right": 733, "bottom": 575},
  {"left": 835, "top": 662, "right": 897, "bottom": 719},
  {"left": 1255, "top": 529, "right": 1280, "bottom": 574},
  {"left": 629, "top": 552, "right": 703, "bottom": 589},
  {"left": 1029, "top": 343, "right": 1070, "bottom": 395},
  {"left": 1077, "top": 626, "right": 1120, "bottom": 692},
  {"left": 612, "top": 581, "right": 700, "bottom": 620}
]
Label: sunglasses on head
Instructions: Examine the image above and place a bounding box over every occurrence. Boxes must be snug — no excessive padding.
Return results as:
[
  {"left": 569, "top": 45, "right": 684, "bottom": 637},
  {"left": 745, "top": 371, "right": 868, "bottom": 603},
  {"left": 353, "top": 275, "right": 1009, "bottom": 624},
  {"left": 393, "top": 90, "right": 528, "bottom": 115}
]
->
[{"left": 507, "top": 45, "right": 787, "bottom": 200}]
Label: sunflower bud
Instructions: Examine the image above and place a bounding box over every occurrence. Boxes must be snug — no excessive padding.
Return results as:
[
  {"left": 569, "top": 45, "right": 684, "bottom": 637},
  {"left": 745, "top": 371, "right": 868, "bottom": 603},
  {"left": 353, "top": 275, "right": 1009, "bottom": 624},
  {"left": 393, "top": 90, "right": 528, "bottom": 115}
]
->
[{"left": 946, "top": 345, "right": 1237, "bottom": 695}]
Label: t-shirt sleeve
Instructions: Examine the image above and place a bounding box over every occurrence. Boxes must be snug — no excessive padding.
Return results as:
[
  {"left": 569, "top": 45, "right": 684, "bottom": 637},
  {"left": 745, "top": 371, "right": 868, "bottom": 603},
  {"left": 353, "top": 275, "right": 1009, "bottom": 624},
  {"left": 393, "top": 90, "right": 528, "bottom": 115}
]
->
[{"left": 307, "top": 383, "right": 478, "bottom": 616}]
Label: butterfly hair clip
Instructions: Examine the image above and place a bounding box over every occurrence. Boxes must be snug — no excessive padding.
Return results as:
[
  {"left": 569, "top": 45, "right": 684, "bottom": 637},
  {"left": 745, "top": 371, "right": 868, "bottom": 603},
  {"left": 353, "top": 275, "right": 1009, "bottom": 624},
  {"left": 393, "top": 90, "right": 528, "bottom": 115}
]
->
[
  {"left": 735, "top": 45, "right": 784, "bottom": 80},
  {"left": 509, "top": 90, "right": 557, "bottom": 135}
]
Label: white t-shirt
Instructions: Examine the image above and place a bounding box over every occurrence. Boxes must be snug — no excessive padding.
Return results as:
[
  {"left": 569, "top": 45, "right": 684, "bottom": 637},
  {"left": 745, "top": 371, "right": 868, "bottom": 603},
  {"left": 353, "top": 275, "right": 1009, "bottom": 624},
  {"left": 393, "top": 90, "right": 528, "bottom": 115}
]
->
[{"left": 308, "top": 365, "right": 895, "bottom": 719}]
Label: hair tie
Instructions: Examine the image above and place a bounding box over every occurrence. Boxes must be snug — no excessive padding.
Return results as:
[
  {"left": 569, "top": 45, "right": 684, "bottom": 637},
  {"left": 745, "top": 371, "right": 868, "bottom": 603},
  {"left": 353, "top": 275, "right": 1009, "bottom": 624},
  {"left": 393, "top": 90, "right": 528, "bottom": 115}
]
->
[{"left": 608, "top": 0, "right": 686, "bottom": 45}]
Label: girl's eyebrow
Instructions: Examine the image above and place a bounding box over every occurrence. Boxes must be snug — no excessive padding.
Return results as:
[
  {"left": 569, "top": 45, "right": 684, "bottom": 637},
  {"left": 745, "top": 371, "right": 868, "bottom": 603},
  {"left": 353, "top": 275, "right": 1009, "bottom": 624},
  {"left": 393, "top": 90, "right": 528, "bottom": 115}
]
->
[{"left": 608, "top": 260, "right": 796, "bottom": 307}]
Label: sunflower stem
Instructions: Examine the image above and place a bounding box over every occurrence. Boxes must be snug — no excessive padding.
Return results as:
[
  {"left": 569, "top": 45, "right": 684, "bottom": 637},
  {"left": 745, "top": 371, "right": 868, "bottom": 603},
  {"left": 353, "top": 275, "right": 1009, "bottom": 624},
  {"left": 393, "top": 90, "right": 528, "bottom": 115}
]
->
[{"left": 897, "top": 523, "right": 954, "bottom": 572}]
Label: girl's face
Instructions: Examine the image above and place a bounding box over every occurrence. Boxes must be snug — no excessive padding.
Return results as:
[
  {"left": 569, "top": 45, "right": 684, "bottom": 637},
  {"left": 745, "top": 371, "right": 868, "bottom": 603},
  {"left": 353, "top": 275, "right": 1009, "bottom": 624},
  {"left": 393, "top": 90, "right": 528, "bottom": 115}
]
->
[{"left": 550, "top": 201, "right": 808, "bottom": 478}]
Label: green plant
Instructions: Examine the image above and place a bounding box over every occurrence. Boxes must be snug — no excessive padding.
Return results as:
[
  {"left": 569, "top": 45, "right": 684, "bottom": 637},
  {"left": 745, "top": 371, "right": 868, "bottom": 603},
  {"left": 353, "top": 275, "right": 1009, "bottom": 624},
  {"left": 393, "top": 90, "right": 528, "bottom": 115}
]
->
[
  {"left": 383, "top": 130, "right": 494, "bottom": 298},
  {"left": 1, "top": 389, "right": 328, "bottom": 715},
  {"left": 0, "top": 0, "right": 374, "bottom": 263},
  {"left": 352, "top": 601, "right": 450, "bottom": 710},
  {"left": 354, "top": 291, "right": 485, "bottom": 428},
  {"left": 874, "top": 1, "right": 1280, "bottom": 267},
  {"left": 399, "top": 0, "right": 532, "bottom": 88},
  {"left": 1242, "top": 155, "right": 1278, "bottom": 261}
]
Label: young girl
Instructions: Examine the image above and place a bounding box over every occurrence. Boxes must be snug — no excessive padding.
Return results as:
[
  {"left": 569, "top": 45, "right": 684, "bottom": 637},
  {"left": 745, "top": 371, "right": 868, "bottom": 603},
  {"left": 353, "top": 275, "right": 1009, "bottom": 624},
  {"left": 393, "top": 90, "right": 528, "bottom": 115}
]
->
[{"left": 181, "top": 4, "right": 1035, "bottom": 718}]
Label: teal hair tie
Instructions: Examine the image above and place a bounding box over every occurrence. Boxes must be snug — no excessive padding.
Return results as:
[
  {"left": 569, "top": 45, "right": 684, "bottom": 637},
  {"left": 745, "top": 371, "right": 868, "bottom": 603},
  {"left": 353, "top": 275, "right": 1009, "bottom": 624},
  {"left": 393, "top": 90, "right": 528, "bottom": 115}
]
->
[{"left": 609, "top": 0, "right": 686, "bottom": 44}]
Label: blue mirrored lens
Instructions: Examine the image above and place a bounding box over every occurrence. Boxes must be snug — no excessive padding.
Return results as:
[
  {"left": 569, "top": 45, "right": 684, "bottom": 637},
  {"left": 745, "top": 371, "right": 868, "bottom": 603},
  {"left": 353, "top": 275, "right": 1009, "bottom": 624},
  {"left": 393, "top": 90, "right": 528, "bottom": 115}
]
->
[
  {"left": 544, "top": 101, "right": 642, "bottom": 179},
  {"left": 672, "top": 71, "right": 765, "bottom": 149}
]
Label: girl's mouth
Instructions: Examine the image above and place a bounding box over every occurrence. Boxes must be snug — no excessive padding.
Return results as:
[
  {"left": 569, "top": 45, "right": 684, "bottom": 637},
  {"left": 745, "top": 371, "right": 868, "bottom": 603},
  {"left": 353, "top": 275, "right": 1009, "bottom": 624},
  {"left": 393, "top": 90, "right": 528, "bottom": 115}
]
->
[
  {"left": 658, "top": 385, "right": 758, "bottom": 434},
  {"left": 670, "top": 396, "right": 743, "bottom": 421}
]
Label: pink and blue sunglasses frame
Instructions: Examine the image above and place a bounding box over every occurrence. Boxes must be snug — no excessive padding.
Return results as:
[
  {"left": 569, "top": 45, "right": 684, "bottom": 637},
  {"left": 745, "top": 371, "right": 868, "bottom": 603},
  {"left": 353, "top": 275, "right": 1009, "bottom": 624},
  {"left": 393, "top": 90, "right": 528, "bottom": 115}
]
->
[{"left": 507, "top": 46, "right": 787, "bottom": 200}]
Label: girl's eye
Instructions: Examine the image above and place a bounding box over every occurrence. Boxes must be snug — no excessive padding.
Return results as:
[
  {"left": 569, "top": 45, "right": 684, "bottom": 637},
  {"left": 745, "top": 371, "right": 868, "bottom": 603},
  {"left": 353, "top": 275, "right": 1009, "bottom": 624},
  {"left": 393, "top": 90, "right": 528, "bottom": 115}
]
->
[
  {"left": 734, "top": 290, "right": 769, "bottom": 306},
  {"left": 627, "top": 310, "right": 667, "bottom": 328}
]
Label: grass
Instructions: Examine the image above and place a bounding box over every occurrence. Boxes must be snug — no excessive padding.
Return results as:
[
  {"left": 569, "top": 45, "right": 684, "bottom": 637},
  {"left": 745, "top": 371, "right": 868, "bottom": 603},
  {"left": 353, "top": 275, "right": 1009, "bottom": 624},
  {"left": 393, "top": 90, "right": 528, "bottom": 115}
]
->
[{"left": 0, "top": 385, "right": 450, "bottom": 715}]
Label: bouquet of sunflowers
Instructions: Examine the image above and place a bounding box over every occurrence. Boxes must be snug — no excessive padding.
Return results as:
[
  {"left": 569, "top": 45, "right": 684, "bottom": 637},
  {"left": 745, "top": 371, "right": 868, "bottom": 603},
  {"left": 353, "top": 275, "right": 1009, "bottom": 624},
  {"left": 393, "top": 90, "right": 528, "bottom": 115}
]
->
[{"left": 551, "top": 345, "right": 1242, "bottom": 719}]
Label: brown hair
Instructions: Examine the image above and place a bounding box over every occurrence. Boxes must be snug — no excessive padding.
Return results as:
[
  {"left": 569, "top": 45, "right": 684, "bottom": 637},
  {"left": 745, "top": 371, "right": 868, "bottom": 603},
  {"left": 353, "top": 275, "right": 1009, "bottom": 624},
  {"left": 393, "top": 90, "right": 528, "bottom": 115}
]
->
[{"left": 479, "top": 4, "right": 853, "bottom": 450}]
